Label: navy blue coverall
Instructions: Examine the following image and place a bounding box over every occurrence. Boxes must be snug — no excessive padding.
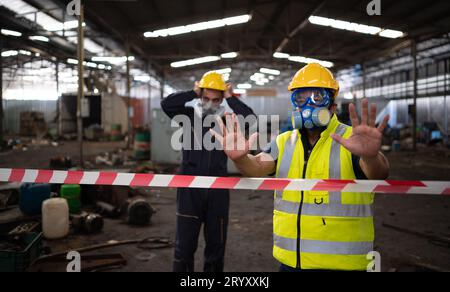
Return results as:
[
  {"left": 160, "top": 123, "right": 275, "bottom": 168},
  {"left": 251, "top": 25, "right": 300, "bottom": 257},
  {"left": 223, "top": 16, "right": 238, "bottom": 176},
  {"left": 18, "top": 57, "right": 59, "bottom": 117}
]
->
[{"left": 161, "top": 90, "right": 255, "bottom": 272}]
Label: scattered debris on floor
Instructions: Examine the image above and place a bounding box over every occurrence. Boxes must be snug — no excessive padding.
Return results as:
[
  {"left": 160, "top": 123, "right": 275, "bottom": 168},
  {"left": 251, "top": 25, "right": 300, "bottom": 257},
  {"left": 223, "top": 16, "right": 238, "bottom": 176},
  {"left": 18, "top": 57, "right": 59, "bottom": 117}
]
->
[
  {"left": 0, "top": 157, "right": 163, "bottom": 272},
  {"left": 123, "top": 198, "right": 155, "bottom": 226},
  {"left": 49, "top": 156, "right": 73, "bottom": 170},
  {"left": 84, "top": 124, "right": 105, "bottom": 141},
  {"left": 0, "top": 183, "right": 20, "bottom": 211},
  {"left": 0, "top": 221, "right": 42, "bottom": 272},
  {"left": 71, "top": 212, "right": 104, "bottom": 234},
  {"left": 29, "top": 253, "right": 127, "bottom": 272},
  {"left": 95, "top": 201, "right": 121, "bottom": 218},
  {"left": 26, "top": 236, "right": 173, "bottom": 272}
]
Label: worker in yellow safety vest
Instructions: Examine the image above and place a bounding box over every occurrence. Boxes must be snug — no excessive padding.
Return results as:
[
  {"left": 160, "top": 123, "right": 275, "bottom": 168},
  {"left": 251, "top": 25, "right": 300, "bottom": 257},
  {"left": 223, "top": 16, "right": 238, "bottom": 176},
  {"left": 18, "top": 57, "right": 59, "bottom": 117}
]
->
[{"left": 211, "top": 63, "right": 390, "bottom": 271}]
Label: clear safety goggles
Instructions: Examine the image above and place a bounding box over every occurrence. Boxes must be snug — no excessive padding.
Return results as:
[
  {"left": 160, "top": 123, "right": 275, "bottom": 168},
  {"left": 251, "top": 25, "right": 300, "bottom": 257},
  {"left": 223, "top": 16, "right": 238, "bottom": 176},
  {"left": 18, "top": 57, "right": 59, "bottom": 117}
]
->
[{"left": 291, "top": 87, "right": 333, "bottom": 108}]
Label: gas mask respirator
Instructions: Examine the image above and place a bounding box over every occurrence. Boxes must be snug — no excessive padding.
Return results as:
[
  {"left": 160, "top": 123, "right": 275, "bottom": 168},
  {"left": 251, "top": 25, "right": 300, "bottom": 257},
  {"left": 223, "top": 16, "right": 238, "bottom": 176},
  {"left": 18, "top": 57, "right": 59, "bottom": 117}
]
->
[{"left": 291, "top": 88, "right": 333, "bottom": 130}]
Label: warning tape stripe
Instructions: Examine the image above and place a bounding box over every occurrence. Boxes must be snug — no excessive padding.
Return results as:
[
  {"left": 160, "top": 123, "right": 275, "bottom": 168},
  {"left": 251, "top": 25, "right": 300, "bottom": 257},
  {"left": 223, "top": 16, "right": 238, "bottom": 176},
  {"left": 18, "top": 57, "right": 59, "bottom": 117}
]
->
[{"left": 0, "top": 168, "right": 449, "bottom": 195}]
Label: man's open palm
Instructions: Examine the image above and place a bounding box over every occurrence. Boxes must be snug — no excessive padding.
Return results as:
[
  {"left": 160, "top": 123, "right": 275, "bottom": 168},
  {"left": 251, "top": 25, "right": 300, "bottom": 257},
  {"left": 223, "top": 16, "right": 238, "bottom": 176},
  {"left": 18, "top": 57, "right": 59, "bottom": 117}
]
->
[
  {"left": 331, "top": 99, "right": 389, "bottom": 158},
  {"left": 210, "top": 114, "right": 258, "bottom": 161}
]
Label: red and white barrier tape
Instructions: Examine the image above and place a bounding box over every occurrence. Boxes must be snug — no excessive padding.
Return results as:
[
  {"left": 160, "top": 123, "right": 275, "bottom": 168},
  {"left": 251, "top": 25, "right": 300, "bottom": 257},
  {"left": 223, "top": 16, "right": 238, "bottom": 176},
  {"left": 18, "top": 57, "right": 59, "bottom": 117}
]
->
[{"left": 0, "top": 168, "right": 449, "bottom": 195}]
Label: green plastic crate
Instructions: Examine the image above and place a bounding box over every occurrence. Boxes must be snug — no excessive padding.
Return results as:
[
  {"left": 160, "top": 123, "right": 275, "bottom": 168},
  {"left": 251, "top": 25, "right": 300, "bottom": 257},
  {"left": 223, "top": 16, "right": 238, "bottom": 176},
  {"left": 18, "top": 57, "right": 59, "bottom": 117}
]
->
[{"left": 0, "top": 232, "right": 43, "bottom": 272}]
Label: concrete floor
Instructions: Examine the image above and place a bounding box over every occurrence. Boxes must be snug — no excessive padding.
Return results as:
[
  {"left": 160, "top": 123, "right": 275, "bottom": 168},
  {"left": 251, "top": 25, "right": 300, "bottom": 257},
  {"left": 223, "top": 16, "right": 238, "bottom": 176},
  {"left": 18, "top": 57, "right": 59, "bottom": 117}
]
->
[{"left": 0, "top": 141, "right": 449, "bottom": 272}]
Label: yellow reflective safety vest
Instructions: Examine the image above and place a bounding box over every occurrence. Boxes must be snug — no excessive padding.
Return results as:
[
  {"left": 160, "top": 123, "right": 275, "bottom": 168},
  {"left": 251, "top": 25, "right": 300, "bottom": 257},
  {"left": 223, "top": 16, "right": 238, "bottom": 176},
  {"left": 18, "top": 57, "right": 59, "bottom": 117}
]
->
[{"left": 273, "top": 115, "right": 374, "bottom": 271}]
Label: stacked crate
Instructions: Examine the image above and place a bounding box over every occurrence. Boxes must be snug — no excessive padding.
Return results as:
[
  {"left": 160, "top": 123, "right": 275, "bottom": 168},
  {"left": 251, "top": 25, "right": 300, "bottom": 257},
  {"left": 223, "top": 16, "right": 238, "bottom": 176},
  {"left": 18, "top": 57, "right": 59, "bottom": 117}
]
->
[{"left": 19, "top": 112, "right": 46, "bottom": 136}]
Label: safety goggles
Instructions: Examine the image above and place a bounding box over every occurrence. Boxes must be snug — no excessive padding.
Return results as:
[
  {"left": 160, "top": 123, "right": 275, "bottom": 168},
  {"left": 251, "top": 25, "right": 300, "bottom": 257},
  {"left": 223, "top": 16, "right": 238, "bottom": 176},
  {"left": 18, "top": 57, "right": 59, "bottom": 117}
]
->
[{"left": 291, "top": 87, "right": 333, "bottom": 108}]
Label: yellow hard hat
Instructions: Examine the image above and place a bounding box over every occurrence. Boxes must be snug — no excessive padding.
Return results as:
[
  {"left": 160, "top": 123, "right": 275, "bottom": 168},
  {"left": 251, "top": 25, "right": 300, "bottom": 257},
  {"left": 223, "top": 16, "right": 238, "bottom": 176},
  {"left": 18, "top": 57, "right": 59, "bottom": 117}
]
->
[
  {"left": 198, "top": 71, "right": 227, "bottom": 91},
  {"left": 288, "top": 63, "right": 339, "bottom": 98}
]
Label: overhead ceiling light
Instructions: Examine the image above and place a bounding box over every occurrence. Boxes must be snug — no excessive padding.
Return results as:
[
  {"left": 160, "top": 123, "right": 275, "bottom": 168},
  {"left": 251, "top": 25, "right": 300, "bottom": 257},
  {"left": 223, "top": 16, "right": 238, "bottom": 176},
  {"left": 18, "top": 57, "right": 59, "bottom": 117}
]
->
[
  {"left": 233, "top": 89, "right": 247, "bottom": 95},
  {"left": 216, "top": 68, "right": 232, "bottom": 74},
  {"left": 273, "top": 52, "right": 334, "bottom": 68},
  {"left": 250, "top": 73, "right": 266, "bottom": 82},
  {"left": 29, "top": 36, "right": 49, "bottom": 42},
  {"left": 67, "top": 59, "right": 105, "bottom": 69},
  {"left": 144, "top": 14, "right": 251, "bottom": 38},
  {"left": 170, "top": 53, "right": 236, "bottom": 69},
  {"left": 91, "top": 56, "right": 133, "bottom": 65},
  {"left": 287, "top": 55, "right": 334, "bottom": 68},
  {"left": 260, "top": 68, "right": 280, "bottom": 75},
  {"left": 220, "top": 52, "right": 238, "bottom": 59},
  {"left": 223, "top": 14, "right": 252, "bottom": 26},
  {"left": 19, "top": 50, "right": 31, "bottom": 56},
  {"left": 237, "top": 83, "right": 252, "bottom": 89},
  {"left": 1, "top": 50, "right": 31, "bottom": 57},
  {"left": 170, "top": 56, "right": 221, "bottom": 68},
  {"left": 85, "top": 62, "right": 98, "bottom": 68},
  {"left": 308, "top": 15, "right": 404, "bottom": 39},
  {"left": 67, "top": 58, "right": 78, "bottom": 65},
  {"left": 63, "top": 31, "right": 77, "bottom": 37},
  {"left": 379, "top": 29, "right": 404, "bottom": 39},
  {"left": 1, "top": 50, "right": 19, "bottom": 57},
  {"left": 1, "top": 29, "right": 22, "bottom": 37},
  {"left": 61, "top": 21, "right": 84, "bottom": 31},
  {"left": 268, "top": 76, "right": 275, "bottom": 80},
  {"left": 273, "top": 52, "right": 290, "bottom": 59},
  {"left": 62, "top": 20, "right": 83, "bottom": 30},
  {"left": 44, "top": 20, "right": 86, "bottom": 31}
]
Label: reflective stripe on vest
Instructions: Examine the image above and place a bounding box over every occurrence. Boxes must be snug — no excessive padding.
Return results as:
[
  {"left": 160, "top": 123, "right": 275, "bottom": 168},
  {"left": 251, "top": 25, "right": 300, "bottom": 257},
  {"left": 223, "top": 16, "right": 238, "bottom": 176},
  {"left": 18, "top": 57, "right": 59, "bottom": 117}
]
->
[
  {"left": 274, "top": 234, "right": 374, "bottom": 255},
  {"left": 274, "top": 198, "right": 373, "bottom": 217},
  {"left": 276, "top": 132, "right": 298, "bottom": 179},
  {"left": 329, "top": 124, "right": 348, "bottom": 204}
]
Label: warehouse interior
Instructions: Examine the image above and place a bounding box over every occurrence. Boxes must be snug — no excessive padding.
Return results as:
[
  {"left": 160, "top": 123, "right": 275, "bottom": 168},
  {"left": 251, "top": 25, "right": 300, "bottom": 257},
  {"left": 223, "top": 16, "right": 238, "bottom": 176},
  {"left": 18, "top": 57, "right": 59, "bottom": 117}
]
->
[{"left": 0, "top": 0, "right": 449, "bottom": 273}]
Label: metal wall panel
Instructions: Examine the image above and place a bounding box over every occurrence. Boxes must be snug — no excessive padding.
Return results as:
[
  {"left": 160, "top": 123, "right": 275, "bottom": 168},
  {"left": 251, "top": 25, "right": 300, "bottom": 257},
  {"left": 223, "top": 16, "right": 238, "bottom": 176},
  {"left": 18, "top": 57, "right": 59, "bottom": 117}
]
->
[{"left": 2, "top": 100, "right": 57, "bottom": 134}]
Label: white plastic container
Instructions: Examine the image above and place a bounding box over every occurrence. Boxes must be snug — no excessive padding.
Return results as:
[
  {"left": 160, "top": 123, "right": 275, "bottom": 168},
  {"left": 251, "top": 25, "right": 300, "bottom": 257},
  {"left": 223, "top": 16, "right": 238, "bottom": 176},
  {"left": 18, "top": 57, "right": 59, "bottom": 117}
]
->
[{"left": 42, "top": 198, "right": 70, "bottom": 239}]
